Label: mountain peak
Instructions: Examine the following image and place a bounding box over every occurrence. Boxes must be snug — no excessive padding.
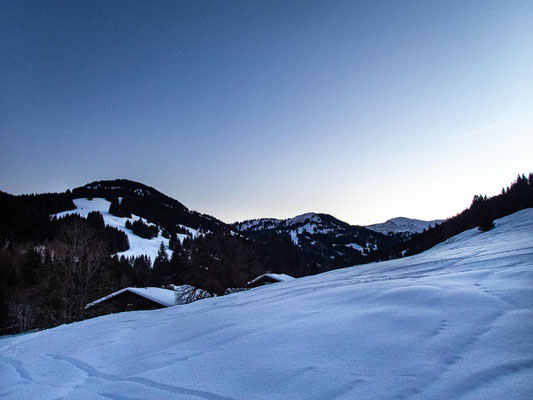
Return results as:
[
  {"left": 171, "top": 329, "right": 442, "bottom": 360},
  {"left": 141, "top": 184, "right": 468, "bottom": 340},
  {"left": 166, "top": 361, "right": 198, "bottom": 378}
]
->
[
  {"left": 285, "top": 212, "right": 320, "bottom": 226},
  {"left": 78, "top": 179, "right": 158, "bottom": 195},
  {"left": 366, "top": 217, "right": 444, "bottom": 235}
]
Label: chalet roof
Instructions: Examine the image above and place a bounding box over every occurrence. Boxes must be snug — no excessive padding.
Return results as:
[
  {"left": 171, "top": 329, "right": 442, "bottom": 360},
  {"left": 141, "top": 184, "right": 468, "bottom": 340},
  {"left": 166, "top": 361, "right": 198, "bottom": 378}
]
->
[
  {"left": 86, "top": 287, "right": 181, "bottom": 309},
  {"left": 247, "top": 273, "right": 295, "bottom": 286}
]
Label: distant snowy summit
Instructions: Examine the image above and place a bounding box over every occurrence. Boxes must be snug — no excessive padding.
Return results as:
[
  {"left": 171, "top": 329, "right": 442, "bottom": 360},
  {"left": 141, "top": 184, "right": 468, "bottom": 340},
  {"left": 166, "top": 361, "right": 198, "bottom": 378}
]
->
[
  {"left": 366, "top": 217, "right": 444, "bottom": 236},
  {"left": 236, "top": 212, "right": 443, "bottom": 238},
  {"left": 235, "top": 212, "right": 322, "bottom": 233}
]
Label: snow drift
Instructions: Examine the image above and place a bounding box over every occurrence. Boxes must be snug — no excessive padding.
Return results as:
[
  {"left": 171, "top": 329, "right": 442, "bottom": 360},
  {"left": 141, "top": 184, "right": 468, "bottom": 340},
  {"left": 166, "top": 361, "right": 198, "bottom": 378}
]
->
[{"left": 1, "top": 209, "right": 532, "bottom": 399}]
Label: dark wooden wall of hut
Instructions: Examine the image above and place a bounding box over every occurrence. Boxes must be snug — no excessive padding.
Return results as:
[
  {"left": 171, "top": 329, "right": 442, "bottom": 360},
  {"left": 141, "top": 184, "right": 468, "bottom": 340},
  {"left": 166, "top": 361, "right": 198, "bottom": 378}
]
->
[{"left": 86, "top": 290, "right": 165, "bottom": 318}]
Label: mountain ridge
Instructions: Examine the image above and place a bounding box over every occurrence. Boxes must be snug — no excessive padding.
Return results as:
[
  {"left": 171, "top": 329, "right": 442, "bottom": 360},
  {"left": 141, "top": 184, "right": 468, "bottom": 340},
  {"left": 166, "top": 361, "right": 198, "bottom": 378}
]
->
[
  {"left": 365, "top": 216, "right": 445, "bottom": 236},
  {"left": 0, "top": 179, "right": 451, "bottom": 271},
  {"left": 233, "top": 211, "right": 399, "bottom": 273}
]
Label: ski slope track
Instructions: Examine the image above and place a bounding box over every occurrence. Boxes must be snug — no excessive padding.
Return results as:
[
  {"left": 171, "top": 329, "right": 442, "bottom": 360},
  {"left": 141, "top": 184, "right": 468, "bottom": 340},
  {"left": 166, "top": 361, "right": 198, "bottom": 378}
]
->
[{"left": 2, "top": 210, "right": 533, "bottom": 399}]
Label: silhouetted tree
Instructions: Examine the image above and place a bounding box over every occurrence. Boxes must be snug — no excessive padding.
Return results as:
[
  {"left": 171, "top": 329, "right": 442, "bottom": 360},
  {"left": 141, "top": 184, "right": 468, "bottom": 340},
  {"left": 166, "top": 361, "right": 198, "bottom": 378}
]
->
[
  {"left": 108, "top": 202, "right": 131, "bottom": 218},
  {"left": 87, "top": 211, "right": 105, "bottom": 230},
  {"left": 478, "top": 210, "right": 495, "bottom": 231},
  {"left": 151, "top": 242, "right": 170, "bottom": 285},
  {"left": 54, "top": 220, "right": 108, "bottom": 321}
]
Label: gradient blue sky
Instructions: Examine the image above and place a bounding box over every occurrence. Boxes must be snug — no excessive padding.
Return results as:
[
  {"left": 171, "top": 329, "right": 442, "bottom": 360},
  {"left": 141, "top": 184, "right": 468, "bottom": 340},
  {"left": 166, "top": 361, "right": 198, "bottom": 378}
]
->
[{"left": 1, "top": 1, "right": 532, "bottom": 224}]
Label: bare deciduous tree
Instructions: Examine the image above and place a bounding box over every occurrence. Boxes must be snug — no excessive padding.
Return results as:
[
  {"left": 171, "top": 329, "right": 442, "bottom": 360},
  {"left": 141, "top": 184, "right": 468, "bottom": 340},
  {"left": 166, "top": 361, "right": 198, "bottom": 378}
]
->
[{"left": 55, "top": 220, "right": 107, "bottom": 321}]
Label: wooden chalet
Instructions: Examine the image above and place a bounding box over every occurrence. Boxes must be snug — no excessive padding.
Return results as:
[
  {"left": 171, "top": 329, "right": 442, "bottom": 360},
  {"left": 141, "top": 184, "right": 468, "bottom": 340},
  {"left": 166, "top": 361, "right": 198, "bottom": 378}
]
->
[
  {"left": 247, "top": 273, "right": 295, "bottom": 288},
  {"left": 85, "top": 287, "right": 180, "bottom": 317}
]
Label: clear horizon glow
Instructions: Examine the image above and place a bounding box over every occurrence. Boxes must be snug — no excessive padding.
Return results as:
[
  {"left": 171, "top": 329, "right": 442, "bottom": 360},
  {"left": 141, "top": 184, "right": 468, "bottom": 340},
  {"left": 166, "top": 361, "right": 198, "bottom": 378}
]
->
[{"left": 1, "top": 1, "right": 532, "bottom": 225}]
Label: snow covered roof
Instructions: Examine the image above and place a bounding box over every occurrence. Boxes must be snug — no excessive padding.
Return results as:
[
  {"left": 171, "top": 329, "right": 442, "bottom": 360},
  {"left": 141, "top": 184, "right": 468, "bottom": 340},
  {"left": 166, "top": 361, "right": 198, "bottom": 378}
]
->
[
  {"left": 247, "top": 273, "right": 295, "bottom": 286},
  {"left": 86, "top": 287, "right": 180, "bottom": 309}
]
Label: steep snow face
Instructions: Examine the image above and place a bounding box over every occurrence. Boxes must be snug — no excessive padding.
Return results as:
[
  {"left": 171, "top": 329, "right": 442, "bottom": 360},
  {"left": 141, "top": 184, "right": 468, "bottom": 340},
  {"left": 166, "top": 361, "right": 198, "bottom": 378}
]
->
[
  {"left": 366, "top": 216, "right": 444, "bottom": 235},
  {"left": 2, "top": 209, "right": 532, "bottom": 399},
  {"left": 52, "top": 198, "right": 203, "bottom": 263}
]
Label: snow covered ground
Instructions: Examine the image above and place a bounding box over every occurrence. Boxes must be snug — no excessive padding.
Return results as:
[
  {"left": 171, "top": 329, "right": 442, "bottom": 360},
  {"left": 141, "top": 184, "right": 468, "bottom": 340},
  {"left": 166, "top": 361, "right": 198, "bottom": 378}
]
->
[
  {"left": 53, "top": 198, "right": 203, "bottom": 263},
  {"left": 2, "top": 209, "right": 532, "bottom": 399}
]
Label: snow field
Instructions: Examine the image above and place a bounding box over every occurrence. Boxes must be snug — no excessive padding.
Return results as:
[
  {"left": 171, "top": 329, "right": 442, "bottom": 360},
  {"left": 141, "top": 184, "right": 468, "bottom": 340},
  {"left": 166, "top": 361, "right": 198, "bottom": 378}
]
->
[
  {"left": 53, "top": 198, "right": 202, "bottom": 263},
  {"left": 1, "top": 209, "right": 532, "bottom": 399}
]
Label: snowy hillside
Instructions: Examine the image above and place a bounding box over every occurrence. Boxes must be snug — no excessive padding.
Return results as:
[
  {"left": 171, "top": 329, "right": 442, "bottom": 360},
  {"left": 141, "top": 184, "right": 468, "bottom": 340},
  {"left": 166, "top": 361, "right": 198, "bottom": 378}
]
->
[
  {"left": 235, "top": 212, "right": 389, "bottom": 257},
  {"left": 2, "top": 209, "right": 532, "bottom": 399},
  {"left": 235, "top": 212, "right": 322, "bottom": 232},
  {"left": 53, "top": 198, "right": 203, "bottom": 263},
  {"left": 366, "top": 216, "right": 444, "bottom": 235}
]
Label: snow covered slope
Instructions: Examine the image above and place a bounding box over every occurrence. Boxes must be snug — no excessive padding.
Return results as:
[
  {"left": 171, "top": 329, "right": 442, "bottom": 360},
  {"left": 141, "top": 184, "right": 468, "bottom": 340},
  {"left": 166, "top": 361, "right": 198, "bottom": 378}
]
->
[
  {"left": 235, "top": 212, "right": 322, "bottom": 232},
  {"left": 366, "top": 216, "right": 444, "bottom": 235},
  {"left": 53, "top": 198, "right": 202, "bottom": 263},
  {"left": 2, "top": 209, "right": 532, "bottom": 399}
]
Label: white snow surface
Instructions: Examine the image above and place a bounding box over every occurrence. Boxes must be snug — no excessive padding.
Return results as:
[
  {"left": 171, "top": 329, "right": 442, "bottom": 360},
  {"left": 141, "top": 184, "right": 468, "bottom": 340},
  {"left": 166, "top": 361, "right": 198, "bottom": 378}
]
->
[
  {"left": 285, "top": 212, "right": 321, "bottom": 226},
  {"left": 344, "top": 242, "right": 365, "bottom": 251},
  {"left": 53, "top": 198, "right": 174, "bottom": 264},
  {"left": 2, "top": 209, "right": 533, "bottom": 399},
  {"left": 366, "top": 216, "right": 444, "bottom": 235}
]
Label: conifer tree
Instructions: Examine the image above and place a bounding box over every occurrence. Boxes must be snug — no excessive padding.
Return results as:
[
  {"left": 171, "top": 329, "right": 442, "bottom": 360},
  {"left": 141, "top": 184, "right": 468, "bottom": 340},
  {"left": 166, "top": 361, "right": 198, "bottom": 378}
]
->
[{"left": 151, "top": 242, "right": 170, "bottom": 285}]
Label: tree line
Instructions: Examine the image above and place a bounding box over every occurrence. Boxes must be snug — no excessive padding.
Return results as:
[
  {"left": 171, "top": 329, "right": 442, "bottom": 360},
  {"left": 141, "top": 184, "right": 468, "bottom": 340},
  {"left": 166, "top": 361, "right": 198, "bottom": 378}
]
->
[{"left": 402, "top": 173, "right": 533, "bottom": 256}]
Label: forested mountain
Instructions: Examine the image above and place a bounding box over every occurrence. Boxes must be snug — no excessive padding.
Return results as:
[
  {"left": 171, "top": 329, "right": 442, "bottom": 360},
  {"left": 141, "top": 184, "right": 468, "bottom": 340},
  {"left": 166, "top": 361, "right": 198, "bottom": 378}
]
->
[
  {"left": 1, "top": 174, "right": 532, "bottom": 335},
  {"left": 234, "top": 212, "right": 398, "bottom": 274},
  {"left": 72, "top": 179, "right": 226, "bottom": 233}
]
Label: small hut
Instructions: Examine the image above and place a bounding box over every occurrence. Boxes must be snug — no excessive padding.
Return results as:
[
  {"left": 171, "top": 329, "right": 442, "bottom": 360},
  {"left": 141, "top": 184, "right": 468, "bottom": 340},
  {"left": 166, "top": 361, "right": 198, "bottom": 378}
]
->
[
  {"left": 247, "top": 273, "right": 295, "bottom": 288},
  {"left": 85, "top": 287, "right": 180, "bottom": 317}
]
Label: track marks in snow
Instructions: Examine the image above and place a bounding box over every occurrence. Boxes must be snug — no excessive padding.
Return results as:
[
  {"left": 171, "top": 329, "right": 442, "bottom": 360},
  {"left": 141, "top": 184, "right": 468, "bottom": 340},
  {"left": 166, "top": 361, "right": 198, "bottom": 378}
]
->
[
  {"left": 126, "top": 377, "right": 236, "bottom": 400},
  {"left": 52, "top": 355, "right": 236, "bottom": 400},
  {"left": 52, "top": 355, "right": 119, "bottom": 381},
  {"left": 425, "top": 319, "right": 449, "bottom": 340},
  {"left": 449, "top": 358, "right": 533, "bottom": 397},
  {"left": 445, "top": 310, "right": 506, "bottom": 368},
  {"left": 324, "top": 378, "right": 366, "bottom": 400},
  {"left": 415, "top": 308, "right": 510, "bottom": 398},
  {"left": 0, "top": 356, "right": 33, "bottom": 381},
  {"left": 172, "top": 323, "right": 237, "bottom": 346},
  {"left": 99, "top": 393, "right": 144, "bottom": 400},
  {"left": 166, "top": 351, "right": 204, "bottom": 363},
  {"left": 473, "top": 283, "right": 510, "bottom": 306}
]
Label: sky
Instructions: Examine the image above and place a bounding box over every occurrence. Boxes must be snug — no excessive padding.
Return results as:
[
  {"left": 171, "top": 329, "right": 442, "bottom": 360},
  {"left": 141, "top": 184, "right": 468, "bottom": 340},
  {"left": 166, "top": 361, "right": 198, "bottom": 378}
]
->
[{"left": 1, "top": 0, "right": 532, "bottom": 225}]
